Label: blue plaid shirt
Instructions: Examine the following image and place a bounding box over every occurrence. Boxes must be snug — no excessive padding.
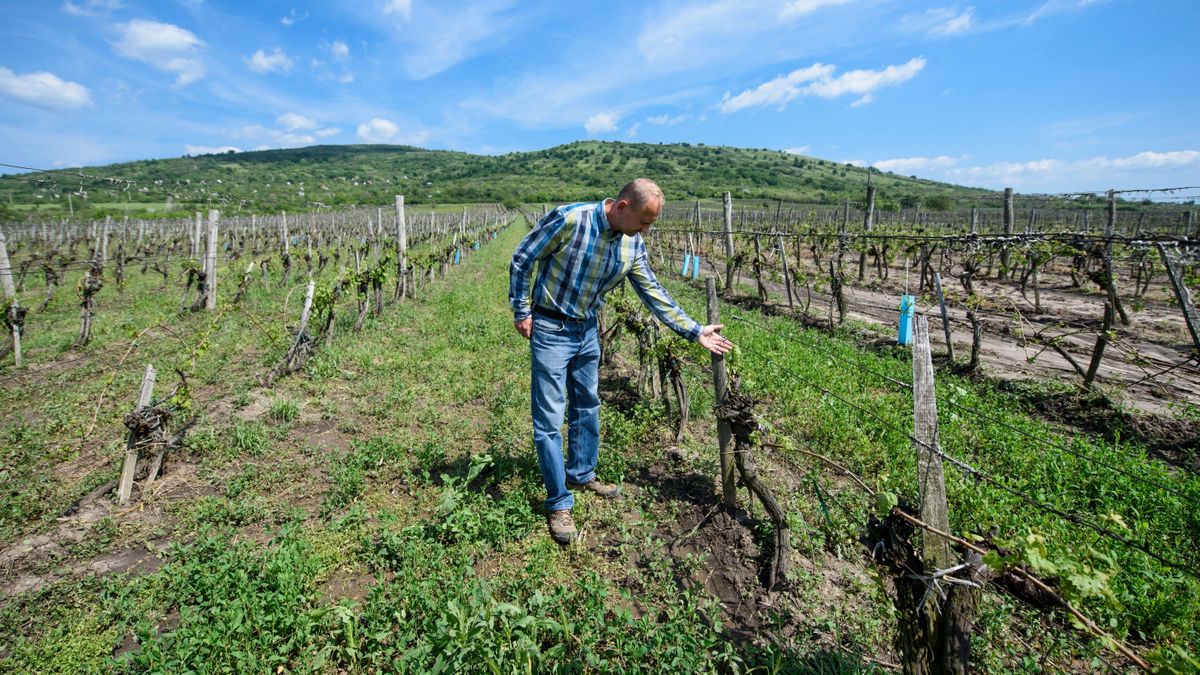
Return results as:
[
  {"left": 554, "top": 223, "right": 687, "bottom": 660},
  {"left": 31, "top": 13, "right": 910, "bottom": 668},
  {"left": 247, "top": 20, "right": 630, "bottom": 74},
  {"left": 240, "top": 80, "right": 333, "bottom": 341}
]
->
[{"left": 509, "top": 200, "right": 701, "bottom": 341}]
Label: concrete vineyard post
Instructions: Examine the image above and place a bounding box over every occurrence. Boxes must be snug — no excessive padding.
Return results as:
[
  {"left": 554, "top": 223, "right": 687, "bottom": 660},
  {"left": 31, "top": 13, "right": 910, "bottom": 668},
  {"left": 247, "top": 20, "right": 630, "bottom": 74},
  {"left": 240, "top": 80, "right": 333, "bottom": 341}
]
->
[
  {"left": 395, "top": 195, "right": 407, "bottom": 299},
  {"left": 707, "top": 278, "right": 736, "bottom": 509},
  {"left": 205, "top": 210, "right": 219, "bottom": 310},
  {"left": 0, "top": 228, "right": 14, "bottom": 299},
  {"left": 118, "top": 364, "right": 156, "bottom": 506},
  {"left": 191, "top": 212, "right": 201, "bottom": 260},
  {"left": 722, "top": 192, "right": 734, "bottom": 293},
  {"left": 101, "top": 216, "right": 110, "bottom": 265}
]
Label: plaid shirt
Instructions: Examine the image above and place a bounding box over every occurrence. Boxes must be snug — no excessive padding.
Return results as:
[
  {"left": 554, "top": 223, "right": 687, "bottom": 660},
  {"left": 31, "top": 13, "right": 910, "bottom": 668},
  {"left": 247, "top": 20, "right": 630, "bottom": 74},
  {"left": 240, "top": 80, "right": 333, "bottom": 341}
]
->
[{"left": 509, "top": 200, "right": 701, "bottom": 341}]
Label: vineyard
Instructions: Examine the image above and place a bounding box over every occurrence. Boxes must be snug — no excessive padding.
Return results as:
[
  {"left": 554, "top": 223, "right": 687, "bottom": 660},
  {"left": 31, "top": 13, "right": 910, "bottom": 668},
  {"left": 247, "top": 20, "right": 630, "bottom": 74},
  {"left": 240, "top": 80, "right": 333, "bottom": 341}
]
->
[{"left": 0, "top": 183, "right": 1197, "bottom": 672}]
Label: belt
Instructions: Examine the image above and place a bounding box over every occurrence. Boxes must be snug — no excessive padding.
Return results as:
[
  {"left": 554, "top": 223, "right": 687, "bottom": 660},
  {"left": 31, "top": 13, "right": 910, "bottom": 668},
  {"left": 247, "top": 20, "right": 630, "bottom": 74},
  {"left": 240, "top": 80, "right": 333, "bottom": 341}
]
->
[{"left": 533, "top": 305, "right": 588, "bottom": 323}]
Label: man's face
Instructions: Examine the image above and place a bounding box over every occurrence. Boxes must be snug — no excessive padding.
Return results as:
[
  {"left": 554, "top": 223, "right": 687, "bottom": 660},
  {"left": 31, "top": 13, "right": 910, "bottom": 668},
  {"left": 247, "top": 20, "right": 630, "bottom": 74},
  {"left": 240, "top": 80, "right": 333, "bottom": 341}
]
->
[{"left": 614, "top": 199, "right": 661, "bottom": 236}]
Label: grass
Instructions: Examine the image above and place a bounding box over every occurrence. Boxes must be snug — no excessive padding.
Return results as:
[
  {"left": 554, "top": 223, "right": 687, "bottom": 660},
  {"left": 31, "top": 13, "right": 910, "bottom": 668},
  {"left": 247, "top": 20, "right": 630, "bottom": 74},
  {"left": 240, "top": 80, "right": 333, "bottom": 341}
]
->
[{"left": 0, "top": 217, "right": 1195, "bottom": 672}]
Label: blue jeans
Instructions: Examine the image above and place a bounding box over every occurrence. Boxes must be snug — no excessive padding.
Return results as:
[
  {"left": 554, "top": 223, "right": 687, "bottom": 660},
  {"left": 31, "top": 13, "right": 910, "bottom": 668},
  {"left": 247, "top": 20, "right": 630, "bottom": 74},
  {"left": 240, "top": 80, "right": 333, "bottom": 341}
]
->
[{"left": 530, "top": 312, "right": 601, "bottom": 512}]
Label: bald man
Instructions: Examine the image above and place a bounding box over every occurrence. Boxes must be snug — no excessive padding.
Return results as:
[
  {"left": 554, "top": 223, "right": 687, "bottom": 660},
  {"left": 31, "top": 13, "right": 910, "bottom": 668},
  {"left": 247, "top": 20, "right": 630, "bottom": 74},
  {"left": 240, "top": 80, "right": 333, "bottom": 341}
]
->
[{"left": 509, "top": 178, "right": 733, "bottom": 543}]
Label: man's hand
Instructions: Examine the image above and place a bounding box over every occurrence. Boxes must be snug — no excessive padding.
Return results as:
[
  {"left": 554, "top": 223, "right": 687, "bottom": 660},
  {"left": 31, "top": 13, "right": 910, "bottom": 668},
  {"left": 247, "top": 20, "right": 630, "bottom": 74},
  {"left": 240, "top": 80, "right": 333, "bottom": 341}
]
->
[
  {"left": 697, "top": 324, "right": 734, "bottom": 355},
  {"left": 515, "top": 317, "right": 532, "bottom": 339}
]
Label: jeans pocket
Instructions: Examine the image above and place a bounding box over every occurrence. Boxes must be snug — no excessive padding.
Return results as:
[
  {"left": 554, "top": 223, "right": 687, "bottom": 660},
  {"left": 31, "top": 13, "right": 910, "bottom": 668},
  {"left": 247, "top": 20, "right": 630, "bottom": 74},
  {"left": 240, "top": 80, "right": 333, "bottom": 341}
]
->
[{"left": 534, "top": 317, "right": 564, "bottom": 333}]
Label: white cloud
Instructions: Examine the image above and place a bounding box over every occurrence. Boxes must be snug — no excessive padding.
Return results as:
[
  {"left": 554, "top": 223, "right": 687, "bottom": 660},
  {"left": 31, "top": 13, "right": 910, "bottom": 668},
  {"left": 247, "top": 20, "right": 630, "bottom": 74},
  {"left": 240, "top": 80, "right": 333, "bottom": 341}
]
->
[
  {"left": 338, "top": 73, "right": 355, "bottom": 83},
  {"left": 247, "top": 48, "right": 295, "bottom": 74},
  {"left": 185, "top": 144, "right": 241, "bottom": 155},
  {"left": 719, "top": 63, "right": 834, "bottom": 113},
  {"left": 625, "top": 122, "right": 641, "bottom": 138},
  {"left": 874, "top": 155, "right": 961, "bottom": 173},
  {"left": 112, "top": 19, "right": 205, "bottom": 86},
  {"left": 584, "top": 112, "right": 619, "bottom": 135},
  {"left": 929, "top": 7, "right": 973, "bottom": 35},
  {"left": 238, "top": 124, "right": 315, "bottom": 146},
  {"left": 315, "top": 127, "right": 341, "bottom": 138},
  {"left": 382, "top": 0, "right": 412, "bottom": 19},
  {"left": 330, "top": 40, "right": 350, "bottom": 60},
  {"left": 946, "top": 151, "right": 1200, "bottom": 187},
  {"left": 804, "top": 57, "right": 925, "bottom": 99},
  {"left": 357, "top": 118, "right": 399, "bottom": 142},
  {"left": 277, "top": 112, "right": 317, "bottom": 131},
  {"left": 280, "top": 9, "right": 307, "bottom": 26},
  {"left": 62, "top": 0, "right": 122, "bottom": 16},
  {"left": 722, "top": 56, "right": 926, "bottom": 113},
  {"left": 781, "top": 0, "right": 852, "bottom": 18},
  {"left": 646, "top": 113, "right": 692, "bottom": 126},
  {"left": 0, "top": 67, "right": 93, "bottom": 109},
  {"left": 784, "top": 146, "right": 811, "bottom": 155}
]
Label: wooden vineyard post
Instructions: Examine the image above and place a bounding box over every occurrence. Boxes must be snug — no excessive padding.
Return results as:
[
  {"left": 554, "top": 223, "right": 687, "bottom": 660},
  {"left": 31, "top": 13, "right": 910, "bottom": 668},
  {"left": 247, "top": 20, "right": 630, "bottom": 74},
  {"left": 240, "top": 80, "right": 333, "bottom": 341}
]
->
[
  {"left": 1156, "top": 243, "right": 1200, "bottom": 356},
  {"left": 933, "top": 272, "right": 954, "bottom": 361},
  {"left": 395, "top": 195, "right": 408, "bottom": 299},
  {"left": 1104, "top": 192, "right": 1130, "bottom": 326},
  {"left": 904, "top": 316, "right": 978, "bottom": 674},
  {"left": 0, "top": 228, "right": 14, "bottom": 299},
  {"left": 777, "top": 233, "right": 794, "bottom": 309},
  {"left": 913, "top": 317, "right": 952, "bottom": 566},
  {"left": 859, "top": 176, "right": 875, "bottom": 281},
  {"left": 205, "top": 209, "right": 218, "bottom": 310},
  {"left": 118, "top": 364, "right": 156, "bottom": 506},
  {"left": 722, "top": 192, "right": 735, "bottom": 294},
  {"left": 707, "top": 278, "right": 736, "bottom": 509}
]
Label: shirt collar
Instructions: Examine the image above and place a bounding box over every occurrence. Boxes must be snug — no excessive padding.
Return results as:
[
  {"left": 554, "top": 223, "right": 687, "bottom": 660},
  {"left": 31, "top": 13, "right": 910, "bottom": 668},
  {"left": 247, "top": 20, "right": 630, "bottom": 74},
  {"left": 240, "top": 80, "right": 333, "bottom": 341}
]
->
[{"left": 596, "top": 198, "right": 615, "bottom": 235}]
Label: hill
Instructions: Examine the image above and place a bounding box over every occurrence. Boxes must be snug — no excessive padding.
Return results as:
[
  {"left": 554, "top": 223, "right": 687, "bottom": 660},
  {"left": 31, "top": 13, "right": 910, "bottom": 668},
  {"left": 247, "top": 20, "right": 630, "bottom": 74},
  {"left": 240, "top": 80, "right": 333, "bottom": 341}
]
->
[{"left": 2, "top": 141, "right": 990, "bottom": 218}]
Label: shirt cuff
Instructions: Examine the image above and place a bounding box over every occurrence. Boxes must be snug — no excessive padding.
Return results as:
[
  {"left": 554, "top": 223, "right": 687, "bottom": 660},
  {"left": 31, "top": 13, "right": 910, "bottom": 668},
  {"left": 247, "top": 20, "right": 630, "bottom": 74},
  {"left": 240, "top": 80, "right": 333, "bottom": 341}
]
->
[
  {"left": 514, "top": 308, "right": 532, "bottom": 321},
  {"left": 684, "top": 322, "right": 702, "bottom": 341}
]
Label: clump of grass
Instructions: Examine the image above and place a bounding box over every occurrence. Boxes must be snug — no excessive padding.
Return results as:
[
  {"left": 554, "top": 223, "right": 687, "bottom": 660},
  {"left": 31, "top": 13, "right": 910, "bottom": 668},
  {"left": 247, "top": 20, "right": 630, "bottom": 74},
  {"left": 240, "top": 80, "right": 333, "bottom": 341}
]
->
[{"left": 268, "top": 397, "right": 300, "bottom": 423}]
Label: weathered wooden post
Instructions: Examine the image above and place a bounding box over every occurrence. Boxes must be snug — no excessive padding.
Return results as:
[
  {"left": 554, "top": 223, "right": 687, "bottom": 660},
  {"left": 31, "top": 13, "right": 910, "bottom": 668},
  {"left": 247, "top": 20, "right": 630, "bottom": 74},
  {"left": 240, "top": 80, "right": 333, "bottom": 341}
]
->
[
  {"left": 1156, "top": 243, "right": 1200, "bottom": 356},
  {"left": 913, "top": 317, "right": 951, "bottom": 566},
  {"left": 205, "top": 209, "right": 218, "bottom": 310},
  {"left": 1104, "top": 191, "right": 1130, "bottom": 325},
  {"left": 118, "top": 364, "right": 156, "bottom": 506},
  {"left": 859, "top": 175, "right": 876, "bottom": 281},
  {"left": 707, "top": 278, "right": 736, "bottom": 509},
  {"left": 932, "top": 272, "right": 954, "bottom": 361},
  {"left": 777, "top": 233, "right": 794, "bottom": 309},
  {"left": 899, "top": 317, "right": 978, "bottom": 675}
]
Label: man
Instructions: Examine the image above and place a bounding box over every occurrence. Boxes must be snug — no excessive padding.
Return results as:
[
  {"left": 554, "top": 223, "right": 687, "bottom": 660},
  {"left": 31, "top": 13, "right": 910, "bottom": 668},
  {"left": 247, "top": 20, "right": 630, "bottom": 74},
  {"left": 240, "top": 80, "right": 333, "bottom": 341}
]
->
[{"left": 509, "top": 178, "right": 734, "bottom": 543}]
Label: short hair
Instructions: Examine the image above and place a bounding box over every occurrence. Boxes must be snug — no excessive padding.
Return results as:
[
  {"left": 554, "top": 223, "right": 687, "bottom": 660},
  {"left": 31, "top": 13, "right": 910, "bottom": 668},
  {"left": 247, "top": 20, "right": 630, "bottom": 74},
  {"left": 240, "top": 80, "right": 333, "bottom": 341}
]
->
[{"left": 617, "top": 178, "right": 664, "bottom": 210}]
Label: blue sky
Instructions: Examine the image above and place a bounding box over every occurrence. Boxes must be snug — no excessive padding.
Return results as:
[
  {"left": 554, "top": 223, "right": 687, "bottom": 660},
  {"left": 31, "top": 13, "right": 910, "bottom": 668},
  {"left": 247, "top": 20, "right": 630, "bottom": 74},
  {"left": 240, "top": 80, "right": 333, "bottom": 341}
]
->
[{"left": 0, "top": 0, "right": 1197, "bottom": 194}]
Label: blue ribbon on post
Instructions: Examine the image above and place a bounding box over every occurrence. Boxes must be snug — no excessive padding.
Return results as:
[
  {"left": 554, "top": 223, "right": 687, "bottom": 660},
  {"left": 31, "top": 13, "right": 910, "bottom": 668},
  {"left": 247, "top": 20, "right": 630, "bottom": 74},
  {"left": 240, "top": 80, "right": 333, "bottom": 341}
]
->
[
  {"left": 682, "top": 254, "right": 692, "bottom": 276},
  {"left": 897, "top": 295, "right": 916, "bottom": 345}
]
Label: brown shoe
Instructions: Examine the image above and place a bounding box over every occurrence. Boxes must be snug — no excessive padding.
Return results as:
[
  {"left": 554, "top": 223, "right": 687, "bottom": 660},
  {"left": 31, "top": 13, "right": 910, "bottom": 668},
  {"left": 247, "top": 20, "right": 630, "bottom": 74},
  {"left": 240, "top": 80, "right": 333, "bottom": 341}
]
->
[
  {"left": 568, "top": 479, "right": 621, "bottom": 499},
  {"left": 548, "top": 509, "right": 578, "bottom": 543}
]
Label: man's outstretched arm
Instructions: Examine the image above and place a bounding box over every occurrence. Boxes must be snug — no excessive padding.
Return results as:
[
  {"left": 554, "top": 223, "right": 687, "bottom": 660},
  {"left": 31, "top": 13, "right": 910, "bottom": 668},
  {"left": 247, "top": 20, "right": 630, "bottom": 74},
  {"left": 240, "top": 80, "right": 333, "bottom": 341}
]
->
[{"left": 627, "top": 247, "right": 733, "bottom": 355}]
